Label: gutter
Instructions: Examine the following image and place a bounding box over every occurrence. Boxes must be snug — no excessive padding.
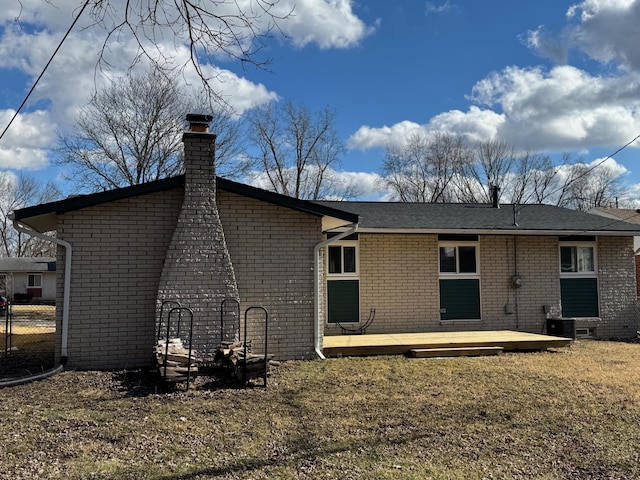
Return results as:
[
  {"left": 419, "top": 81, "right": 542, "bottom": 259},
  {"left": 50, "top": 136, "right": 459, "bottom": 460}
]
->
[
  {"left": 313, "top": 223, "right": 359, "bottom": 359},
  {"left": 9, "top": 214, "right": 71, "bottom": 365}
]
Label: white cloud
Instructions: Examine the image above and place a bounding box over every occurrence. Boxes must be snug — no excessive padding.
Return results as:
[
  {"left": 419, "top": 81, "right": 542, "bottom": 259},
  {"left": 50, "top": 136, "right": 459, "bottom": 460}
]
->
[
  {"left": 470, "top": 65, "right": 640, "bottom": 150},
  {"left": 565, "top": 0, "right": 640, "bottom": 70},
  {"left": 524, "top": 0, "right": 640, "bottom": 71},
  {"left": 520, "top": 25, "right": 569, "bottom": 65},
  {"left": 0, "top": 109, "right": 54, "bottom": 169},
  {"left": 425, "top": 1, "right": 456, "bottom": 16},
  {"left": 349, "top": 64, "right": 640, "bottom": 154},
  {"left": 277, "top": 0, "right": 376, "bottom": 49},
  {"left": 350, "top": 0, "right": 640, "bottom": 159},
  {"left": 427, "top": 106, "right": 504, "bottom": 143},
  {"left": 348, "top": 121, "right": 428, "bottom": 150},
  {"left": 337, "top": 170, "right": 383, "bottom": 198},
  {"left": 0, "top": 0, "right": 84, "bottom": 31},
  {"left": 0, "top": 3, "right": 281, "bottom": 170}
]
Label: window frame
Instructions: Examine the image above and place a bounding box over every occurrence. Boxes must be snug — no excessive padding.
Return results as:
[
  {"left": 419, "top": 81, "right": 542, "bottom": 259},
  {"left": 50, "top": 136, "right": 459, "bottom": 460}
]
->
[
  {"left": 326, "top": 241, "right": 359, "bottom": 278},
  {"left": 438, "top": 241, "right": 480, "bottom": 278},
  {"left": 558, "top": 243, "right": 597, "bottom": 277},
  {"left": 27, "top": 273, "right": 42, "bottom": 288}
]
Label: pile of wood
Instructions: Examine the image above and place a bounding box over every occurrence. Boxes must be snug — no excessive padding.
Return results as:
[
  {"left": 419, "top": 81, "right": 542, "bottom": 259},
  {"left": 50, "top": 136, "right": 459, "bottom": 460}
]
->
[
  {"left": 214, "top": 341, "right": 271, "bottom": 384},
  {"left": 155, "top": 338, "right": 198, "bottom": 383}
]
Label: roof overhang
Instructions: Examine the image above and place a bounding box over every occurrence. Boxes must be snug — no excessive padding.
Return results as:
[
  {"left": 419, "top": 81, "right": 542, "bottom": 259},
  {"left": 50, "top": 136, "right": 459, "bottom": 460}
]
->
[{"left": 9, "top": 212, "right": 58, "bottom": 233}]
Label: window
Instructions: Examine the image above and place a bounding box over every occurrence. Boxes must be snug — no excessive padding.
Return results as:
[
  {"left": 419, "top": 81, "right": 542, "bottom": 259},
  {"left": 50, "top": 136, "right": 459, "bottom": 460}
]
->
[
  {"left": 28, "top": 274, "right": 42, "bottom": 288},
  {"left": 560, "top": 246, "right": 595, "bottom": 273},
  {"left": 439, "top": 244, "right": 477, "bottom": 274},
  {"left": 328, "top": 244, "right": 357, "bottom": 275},
  {"left": 438, "top": 240, "right": 481, "bottom": 321}
]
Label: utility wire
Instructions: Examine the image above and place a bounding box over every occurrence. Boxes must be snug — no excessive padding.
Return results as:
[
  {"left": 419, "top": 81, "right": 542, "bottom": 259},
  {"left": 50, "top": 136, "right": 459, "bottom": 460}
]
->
[
  {"left": 512, "top": 132, "right": 640, "bottom": 226},
  {"left": 0, "top": 0, "right": 91, "bottom": 142}
]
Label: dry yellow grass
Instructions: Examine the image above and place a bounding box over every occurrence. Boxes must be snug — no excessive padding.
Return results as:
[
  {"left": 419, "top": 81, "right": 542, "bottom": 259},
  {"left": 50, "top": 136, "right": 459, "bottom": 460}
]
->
[
  {"left": 7, "top": 304, "right": 56, "bottom": 321},
  {"left": 1, "top": 340, "right": 640, "bottom": 479}
]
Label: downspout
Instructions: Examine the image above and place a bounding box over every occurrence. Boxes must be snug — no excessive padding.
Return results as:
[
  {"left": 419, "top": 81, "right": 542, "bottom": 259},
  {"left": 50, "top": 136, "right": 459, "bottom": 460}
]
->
[
  {"left": 9, "top": 214, "right": 71, "bottom": 365},
  {"left": 314, "top": 223, "right": 359, "bottom": 359}
]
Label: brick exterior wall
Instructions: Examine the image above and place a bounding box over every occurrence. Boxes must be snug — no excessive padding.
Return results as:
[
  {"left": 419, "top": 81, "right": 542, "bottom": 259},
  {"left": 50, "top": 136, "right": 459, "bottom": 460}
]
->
[
  {"left": 636, "top": 255, "right": 640, "bottom": 297},
  {"left": 56, "top": 189, "right": 183, "bottom": 369},
  {"left": 56, "top": 186, "right": 324, "bottom": 368},
  {"left": 217, "top": 190, "right": 323, "bottom": 360},
  {"left": 324, "top": 234, "right": 440, "bottom": 335},
  {"left": 478, "top": 235, "right": 561, "bottom": 334},
  {"left": 322, "top": 233, "right": 637, "bottom": 339},
  {"left": 596, "top": 236, "right": 638, "bottom": 338}
]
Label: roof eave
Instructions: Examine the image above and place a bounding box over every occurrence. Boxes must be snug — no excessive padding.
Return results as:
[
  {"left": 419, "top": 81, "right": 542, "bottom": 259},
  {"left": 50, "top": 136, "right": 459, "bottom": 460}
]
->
[{"left": 340, "top": 227, "right": 640, "bottom": 236}]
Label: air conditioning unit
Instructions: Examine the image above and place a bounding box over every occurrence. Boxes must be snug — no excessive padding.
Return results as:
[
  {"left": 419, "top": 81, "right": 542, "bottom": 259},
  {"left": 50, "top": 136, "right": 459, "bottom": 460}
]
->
[{"left": 546, "top": 319, "right": 576, "bottom": 339}]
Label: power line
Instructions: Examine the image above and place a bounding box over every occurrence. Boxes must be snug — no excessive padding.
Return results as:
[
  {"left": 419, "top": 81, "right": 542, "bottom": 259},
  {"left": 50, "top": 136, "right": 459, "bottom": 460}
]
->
[
  {"left": 0, "top": 0, "right": 91, "bottom": 142},
  {"left": 513, "top": 132, "right": 640, "bottom": 215}
]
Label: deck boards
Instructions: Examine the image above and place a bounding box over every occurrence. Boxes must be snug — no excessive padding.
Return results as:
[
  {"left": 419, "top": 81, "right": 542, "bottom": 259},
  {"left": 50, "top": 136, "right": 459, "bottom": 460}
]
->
[{"left": 322, "top": 330, "right": 572, "bottom": 357}]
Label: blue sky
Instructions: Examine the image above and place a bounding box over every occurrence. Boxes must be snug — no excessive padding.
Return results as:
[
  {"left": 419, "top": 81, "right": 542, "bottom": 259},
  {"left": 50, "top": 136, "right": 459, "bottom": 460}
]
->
[{"left": 2, "top": 0, "right": 640, "bottom": 201}]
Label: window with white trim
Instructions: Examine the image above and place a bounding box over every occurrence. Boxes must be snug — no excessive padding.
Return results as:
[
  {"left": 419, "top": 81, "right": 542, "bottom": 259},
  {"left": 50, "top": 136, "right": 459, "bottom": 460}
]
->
[
  {"left": 560, "top": 245, "right": 595, "bottom": 274},
  {"left": 327, "top": 242, "right": 358, "bottom": 276},
  {"left": 439, "top": 244, "right": 478, "bottom": 274},
  {"left": 28, "top": 273, "right": 42, "bottom": 288}
]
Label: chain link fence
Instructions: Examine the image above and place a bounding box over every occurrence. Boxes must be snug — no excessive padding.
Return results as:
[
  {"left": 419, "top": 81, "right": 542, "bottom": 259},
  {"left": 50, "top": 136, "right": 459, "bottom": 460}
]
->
[{"left": 1, "top": 302, "right": 56, "bottom": 379}]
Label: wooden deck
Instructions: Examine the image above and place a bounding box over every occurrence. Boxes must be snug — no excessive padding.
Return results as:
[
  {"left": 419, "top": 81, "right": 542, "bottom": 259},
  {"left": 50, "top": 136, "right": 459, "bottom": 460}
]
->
[{"left": 322, "top": 330, "right": 572, "bottom": 357}]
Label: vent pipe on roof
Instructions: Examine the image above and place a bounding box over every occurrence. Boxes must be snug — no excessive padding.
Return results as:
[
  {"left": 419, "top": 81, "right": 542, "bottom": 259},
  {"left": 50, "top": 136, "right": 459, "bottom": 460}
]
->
[{"left": 491, "top": 184, "right": 500, "bottom": 208}]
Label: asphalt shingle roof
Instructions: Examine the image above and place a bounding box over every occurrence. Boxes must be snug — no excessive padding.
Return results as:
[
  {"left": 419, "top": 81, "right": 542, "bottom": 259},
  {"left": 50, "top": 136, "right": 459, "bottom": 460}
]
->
[
  {"left": 314, "top": 201, "right": 640, "bottom": 235},
  {"left": 0, "top": 257, "right": 56, "bottom": 272}
]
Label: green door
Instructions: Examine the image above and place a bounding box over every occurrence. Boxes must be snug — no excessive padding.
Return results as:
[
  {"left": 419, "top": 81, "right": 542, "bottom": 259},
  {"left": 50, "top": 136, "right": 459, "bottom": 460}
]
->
[
  {"left": 327, "top": 280, "right": 360, "bottom": 323},
  {"left": 439, "top": 279, "right": 481, "bottom": 320},
  {"left": 560, "top": 278, "right": 599, "bottom": 317}
]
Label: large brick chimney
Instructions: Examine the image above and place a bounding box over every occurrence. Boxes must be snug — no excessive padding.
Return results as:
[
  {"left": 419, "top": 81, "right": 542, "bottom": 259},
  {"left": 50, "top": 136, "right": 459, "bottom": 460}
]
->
[{"left": 156, "top": 114, "right": 240, "bottom": 356}]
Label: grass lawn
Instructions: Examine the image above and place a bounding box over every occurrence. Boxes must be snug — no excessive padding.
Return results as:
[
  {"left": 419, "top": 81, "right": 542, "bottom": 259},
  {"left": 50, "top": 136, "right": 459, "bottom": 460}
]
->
[{"left": 1, "top": 340, "right": 640, "bottom": 479}]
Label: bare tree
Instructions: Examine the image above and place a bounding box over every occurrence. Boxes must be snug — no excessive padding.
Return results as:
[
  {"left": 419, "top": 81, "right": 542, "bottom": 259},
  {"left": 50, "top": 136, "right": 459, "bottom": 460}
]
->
[
  {"left": 56, "top": 68, "right": 244, "bottom": 192},
  {"left": 456, "top": 139, "right": 516, "bottom": 203},
  {"left": 0, "top": 172, "right": 60, "bottom": 257},
  {"left": 507, "top": 152, "right": 556, "bottom": 204},
  {"left": 552, "top": 159, "right": 625, "bottom": 211},
  {"left": 245, "top": 101, "right": 355, "bottom": 200},
  {"left": 378, "top": 132, "right": 628, "bottom": 209},
  {"left": 72, "top": 0, "right": 290, "bottom": 99},
  {"left": 380, "top": 132, "right": 472, "bottom": 202}
]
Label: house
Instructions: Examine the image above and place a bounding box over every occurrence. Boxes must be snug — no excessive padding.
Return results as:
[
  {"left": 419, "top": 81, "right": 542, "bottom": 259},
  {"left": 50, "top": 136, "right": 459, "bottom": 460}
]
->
[
  {"left": 9, "top": 116, "right": 640, "bottom": 369},
  {"left": 0, "top": 257, "right": 56, "bottom": 302},
  {"left": 316, "top": 200, "right": 640, "bottom": 341}
]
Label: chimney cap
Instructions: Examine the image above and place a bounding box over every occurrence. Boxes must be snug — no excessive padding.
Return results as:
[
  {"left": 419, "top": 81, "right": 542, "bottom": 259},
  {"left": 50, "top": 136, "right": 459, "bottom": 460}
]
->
[{"left": 186, "top": 113, "right": 213, "bottom": 132}]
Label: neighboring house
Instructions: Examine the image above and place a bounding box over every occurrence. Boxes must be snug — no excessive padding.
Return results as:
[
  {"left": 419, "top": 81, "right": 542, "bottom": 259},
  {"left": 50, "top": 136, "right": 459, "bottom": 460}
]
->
[
  {"left": 589, "top": 207, "right": 640, "bottom": 296},
  {"left": 0, "top": 257, "right": 56, "bottom": 302},
  {"left": 10, "top": 117, "right": 640, "bottom": 369}
]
